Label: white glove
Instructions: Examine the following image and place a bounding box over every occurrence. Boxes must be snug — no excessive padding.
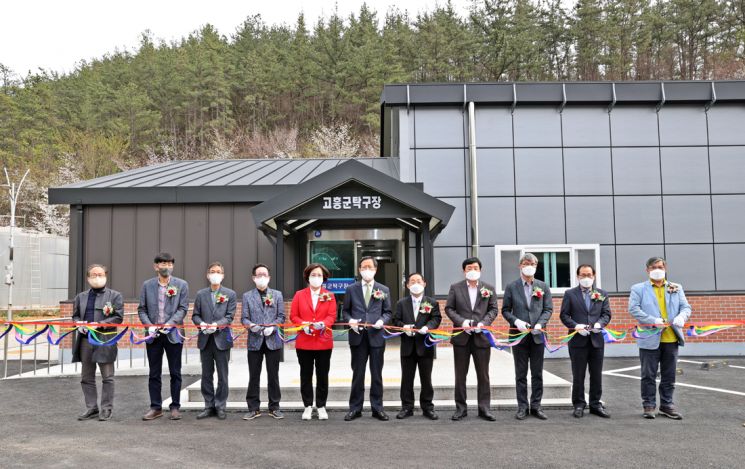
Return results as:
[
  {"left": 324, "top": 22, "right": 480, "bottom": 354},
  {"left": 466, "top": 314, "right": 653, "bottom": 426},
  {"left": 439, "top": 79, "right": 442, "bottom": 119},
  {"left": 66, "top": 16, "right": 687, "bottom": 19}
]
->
[
  {"left": 302, "top": 322, "right": 312, "bottom": 335},
  {"left": 672, "top": 316, "right": 686, "bottom": 328},
  {"left": 575, "top": 324, "right": 590, "bottom": 336},
  {"left": 592, "top": 322, "right": 602, "bottom": 332},
  {"left": 514, "top": 319, "right": 529, "bottom": 332},
  {"left": 653, "top": 317, "right": 665, "bottom": 327},
  {"left": 312, "top": 321, "right": 325, "bottom": 331},
  {"left": 462, "top": 319, "right": 472, "bottom": 334},
  {"left": 532, "top": 323, "right": 543, "bottom": 335},
  {"left": 262, "top": 326, "right": 275, "bottom": 336},
  {"left": 77, "top": 321, "right": 88, "bottom": 334},
  {"left": 207, "top": 322, "right": 218, "bottom": 334},
  {"left": 403, "top": 324, "right": 415, "bottom": 337},
  {"left": 349, "top": 318, "right": 360, "bottom": 334},
  {"left": 474, "top": 322, "right": 484, "bottom": 333},
  {"left": 418, "top": 325, "right": 429, "bottom": 335},
  {"left": 249, "top": 323, "right": 262, "bottom": 333},
  {"left": 373, "top": 319, "right": 384, "bottom": 330},
  {"left": 148, "top": 326, "right": 158, "bottom": 336}
]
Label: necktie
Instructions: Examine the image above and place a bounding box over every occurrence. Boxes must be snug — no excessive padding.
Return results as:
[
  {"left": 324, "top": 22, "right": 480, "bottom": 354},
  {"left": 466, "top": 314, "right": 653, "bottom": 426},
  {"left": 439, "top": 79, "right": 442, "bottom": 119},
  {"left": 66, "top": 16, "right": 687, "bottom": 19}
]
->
[
  {"left": 584, "top": 290, "right": 591, "bottom": 311},
  {"left": 364, "top": 283, "right": 371, "bottom": 307},
  {"left": 413, "top": 299, "right": 419, "bottom": 321}
]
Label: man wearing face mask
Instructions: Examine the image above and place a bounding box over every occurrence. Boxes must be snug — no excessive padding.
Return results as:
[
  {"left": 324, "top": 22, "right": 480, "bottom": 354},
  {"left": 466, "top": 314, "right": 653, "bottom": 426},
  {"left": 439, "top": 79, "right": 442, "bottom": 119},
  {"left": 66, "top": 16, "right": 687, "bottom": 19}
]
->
[
  {"left": 392, "top": 273, "right": 442, "bottom": 420},
  {"left": 629, "top": 257, "right": 691, "bottom": 420},
  {"left": 559, "top": 264, "right": 612, "bottom": 419},
  {"left": 192, "top": 262, "right": 237, "bottom": 420},
  {"left": 71, "top": 264, "right": 124, "bottom": 421},
  {"left": 138, "top": 252, "right": 190, "bottom": 421},
  {"left": 445, "top": 257, "right": 499, "bottom": 421},
  {"left": 502, "top": 253, "right": 553, "bottom": 421},
  {"left": 342, "top": 256, "right": 392, "bottom": 421},
  {"left": 241, "top": 264, "right": 285, "bottom": 420}
]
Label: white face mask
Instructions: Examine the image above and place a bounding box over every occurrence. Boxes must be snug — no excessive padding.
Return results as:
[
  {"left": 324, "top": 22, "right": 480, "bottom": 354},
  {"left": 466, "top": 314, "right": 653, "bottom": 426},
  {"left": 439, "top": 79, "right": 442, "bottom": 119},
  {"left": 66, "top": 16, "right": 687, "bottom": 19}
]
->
[
  {"left": 208, "top": 273, "right": 224, "bottom": 285},
  {"left": 88, "top": 277, "right": 106, "bottom": 289},
  {"left": 649, "top": 269, "right": 666, "bottom": 281},
  {"left": 360, "top": 270, "right": 376, "bottom": 282},
  {"left": 409, "top": 283, "right": 425, "bottom": 295},
  {"left": 254, "top": 277, "right": 270, "bottom": 289},
  {"left": 308, "top": 276, "right": 324, "bottom": 288},
  {"left": 465, "top": 270, "right": 481, "bottom": 281},
  {"left": 521, "top": 266, "right": 537, "bottom": 277},
  {"left": 579, "top": 277, "right": 594, "bottom": 289}
]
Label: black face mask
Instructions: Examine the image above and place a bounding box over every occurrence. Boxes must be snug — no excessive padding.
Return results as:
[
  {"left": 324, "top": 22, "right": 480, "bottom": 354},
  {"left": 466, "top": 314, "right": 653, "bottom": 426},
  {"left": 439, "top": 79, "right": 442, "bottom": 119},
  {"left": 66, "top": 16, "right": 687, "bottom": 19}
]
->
[{"left": 158, "top": 267, "right": 173, "bottom": 277}]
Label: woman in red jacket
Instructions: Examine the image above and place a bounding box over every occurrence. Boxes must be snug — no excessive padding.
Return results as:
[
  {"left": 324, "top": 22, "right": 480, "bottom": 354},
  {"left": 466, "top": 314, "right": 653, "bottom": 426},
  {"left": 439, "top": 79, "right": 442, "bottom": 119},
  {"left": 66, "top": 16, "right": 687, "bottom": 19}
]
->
[{"left": 290, "top": 263, "right": 337, "bottom": 420}]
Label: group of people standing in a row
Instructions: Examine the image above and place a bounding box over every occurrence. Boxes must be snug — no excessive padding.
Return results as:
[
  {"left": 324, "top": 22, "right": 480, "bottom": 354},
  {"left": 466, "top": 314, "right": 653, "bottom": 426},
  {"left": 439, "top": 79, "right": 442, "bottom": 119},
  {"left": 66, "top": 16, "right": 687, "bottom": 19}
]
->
[{"left": 71, "top": 252, "right": 691, "bottom": 423}]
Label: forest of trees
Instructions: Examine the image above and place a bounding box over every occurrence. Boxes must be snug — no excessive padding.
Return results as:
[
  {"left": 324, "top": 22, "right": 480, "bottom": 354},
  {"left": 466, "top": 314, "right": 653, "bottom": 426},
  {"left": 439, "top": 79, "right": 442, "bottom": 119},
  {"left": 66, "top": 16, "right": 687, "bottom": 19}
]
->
[{"left": 1, "top": 0, "right": 744, "bottom": 234}]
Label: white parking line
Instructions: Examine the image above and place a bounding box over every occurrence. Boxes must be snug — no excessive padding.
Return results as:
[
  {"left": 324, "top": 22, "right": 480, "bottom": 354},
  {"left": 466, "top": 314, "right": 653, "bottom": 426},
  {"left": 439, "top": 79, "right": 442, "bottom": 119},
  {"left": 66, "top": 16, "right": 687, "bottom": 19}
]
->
[
  {"left": 678, "top": 359, "right": 704, "bottom": 364},
  {"left": 728, "top": 365, "right": 745, "bottom": 370},
  {"left": 604, "top": 372, "right": 745, "bottom": 397}
]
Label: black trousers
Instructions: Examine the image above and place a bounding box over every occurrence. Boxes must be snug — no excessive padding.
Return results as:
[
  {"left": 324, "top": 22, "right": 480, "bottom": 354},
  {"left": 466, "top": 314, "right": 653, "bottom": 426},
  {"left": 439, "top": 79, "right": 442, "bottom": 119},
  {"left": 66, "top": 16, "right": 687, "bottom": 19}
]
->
[
  {"left": 568, "top": 343, "right": 604, "bottom": 409},
  {"left": 296, "top": 349, "right": 332, "bottom": 408},
  {"left": 400, "top": 353, "right": 434, "bottom": 411},
  {"left": 512, "top": 337, "right": 545, "bottom": 410},
  {"left": 200, "top": 336, "right": 231, "bottom": 410},
  {"left": 146, "top": 334, "right": 183, "bottom": 410},
  {"left": 453, "top": 338, "right": 491, "bottom": 414},
  {"left": 246, "top": 341, "right": 281, "bottom": 411},
  {"left": 349, "top": 333, "right": 385, "bottom": 413},
  {"left": 640, "top": 342, "right": 679, "bottom": 409}
]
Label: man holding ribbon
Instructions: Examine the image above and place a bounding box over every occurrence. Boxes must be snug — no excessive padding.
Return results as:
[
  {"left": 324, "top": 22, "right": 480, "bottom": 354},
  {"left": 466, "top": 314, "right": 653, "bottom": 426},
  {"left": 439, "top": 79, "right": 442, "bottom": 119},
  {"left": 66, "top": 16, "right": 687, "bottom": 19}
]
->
[
  {"left": 138, "top": 252, "right": 189, "bottom": 421},
  {"left": 559, "top": 264, "right": 611, "bottom": 418},
  {"left": 445, "top": 257, "right": 499, "bottom": 422},
  {"left": 72, "top": 264, "right": 124, "bottom": 421},
  {"left": 342, "top": 256, "right": 392, "bottom": 421},
  {"left": 629, "top": 256, "right": 691, "bottom": 420},
  {"left": 392, "top": 272, "right": 442, "bottom": 420},
  {"left": 192, "top": 261, "right": 237, "bottom": 421},
  {"left": 502, "top": 252, "right": 553, "bottom": 421}
]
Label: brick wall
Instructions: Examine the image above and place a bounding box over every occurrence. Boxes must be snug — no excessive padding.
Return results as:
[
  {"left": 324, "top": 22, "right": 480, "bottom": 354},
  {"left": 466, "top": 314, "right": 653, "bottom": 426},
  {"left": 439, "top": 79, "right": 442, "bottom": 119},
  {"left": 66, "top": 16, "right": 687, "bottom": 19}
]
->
[{"left": 58, "top": 294, "right": 745, "bottom": 350}]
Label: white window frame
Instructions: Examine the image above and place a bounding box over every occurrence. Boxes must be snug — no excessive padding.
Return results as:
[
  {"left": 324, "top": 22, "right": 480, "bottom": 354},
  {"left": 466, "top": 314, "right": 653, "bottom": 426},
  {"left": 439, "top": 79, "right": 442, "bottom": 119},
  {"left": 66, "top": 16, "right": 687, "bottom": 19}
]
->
[{"left": 494, "top": 244, "right": 601, "bottom": 295}]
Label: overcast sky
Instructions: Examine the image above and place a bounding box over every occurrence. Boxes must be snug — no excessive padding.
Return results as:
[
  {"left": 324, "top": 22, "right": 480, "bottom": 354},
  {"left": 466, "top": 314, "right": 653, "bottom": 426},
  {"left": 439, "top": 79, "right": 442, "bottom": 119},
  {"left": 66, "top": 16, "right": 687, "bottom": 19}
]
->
[{"left": 1, "top": 0, "right": 474, "bottom": 76}]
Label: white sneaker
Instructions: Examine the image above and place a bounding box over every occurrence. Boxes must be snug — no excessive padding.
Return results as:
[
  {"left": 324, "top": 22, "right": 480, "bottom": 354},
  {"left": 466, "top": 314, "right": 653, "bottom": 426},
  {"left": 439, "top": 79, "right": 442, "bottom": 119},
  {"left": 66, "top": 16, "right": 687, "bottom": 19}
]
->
[
  {"left": 317, "top": 407, "right": 328, "bottom": 420},
  {"left": 302, "top": 406, "right": 313, "bottom": 421}
]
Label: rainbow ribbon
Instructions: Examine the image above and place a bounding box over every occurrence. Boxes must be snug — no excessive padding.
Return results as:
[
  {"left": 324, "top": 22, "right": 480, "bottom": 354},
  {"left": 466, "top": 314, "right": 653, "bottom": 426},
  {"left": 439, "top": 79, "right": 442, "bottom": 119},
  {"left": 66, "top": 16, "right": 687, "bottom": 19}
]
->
[
  {"left": 0, "top": 323, "right": 12, "bottom": 340},
  {"left": 46, "top": 325, "right": 77, "bottom": 345},
  {"left": 687, "top": 324, "right": 737, "bottom": 337},
  {"left": 13, "top": 324, "right": 49, "bottom": 345},
  {"left": 86, "top": 327, "right": 129, "bottom": 346}
]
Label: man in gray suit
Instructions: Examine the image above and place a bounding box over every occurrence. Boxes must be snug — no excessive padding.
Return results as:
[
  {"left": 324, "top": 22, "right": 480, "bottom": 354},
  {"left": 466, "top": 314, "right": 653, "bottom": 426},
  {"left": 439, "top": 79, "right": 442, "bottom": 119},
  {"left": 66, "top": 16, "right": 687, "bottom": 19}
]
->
[
  {"left": 138, "top": 252, "right": 190, "bottom": 421},
  {"left": 241, "top": 263, "right": 285, "bottom": 420},
  {"left": 502, "top": 253, "right": 553, "bottom": 421},
  {"left": 72, "top": 264, "right": 124, "bottom": 421},
  {"left": 192, "top": 261, "right": 237, "bottom": 420},
  {"left": 445, "top": 257, "right": 499, "bottom": 421}
]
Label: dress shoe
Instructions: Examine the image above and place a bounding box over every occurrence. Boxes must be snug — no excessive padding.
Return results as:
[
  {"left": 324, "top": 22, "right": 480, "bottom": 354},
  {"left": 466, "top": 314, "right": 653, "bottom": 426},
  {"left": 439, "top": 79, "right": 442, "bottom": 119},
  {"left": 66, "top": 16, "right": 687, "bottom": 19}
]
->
[
  {"left": 396, "top": 409, "right": 414, "bottom": 419},
  {"left": 142, "top": 409, "right": 163, "bottom": 421},
  {"left": 243, "top": 410, "right": 261, "bottom": 420},
  {"left": 372, "top": 410, "right": 389, "bottom": 421},
  {"left": 302, "top": 406, "right": 313, "bottom": 421},
  {"left": 77, "top": 408, "right": 99, "bottom": 421},
  {"left": 451, "top": 410, "right": 467, "bottom": 421},
  {"left": 423, "top": 409, "right": 439, "bottom": 421},
  {"left": 515, "top": 408, "right": 528, "bottom": 420},
  {"left": 268, "top": 409, "right": 284, "bottom": 419},
  {"left": 573, "top": 407, "right": 584, "bottom": 418},
  {"left": 642, "top": 407, "right": 656, "bottom": 419},
  {"left": 169, "top": 408, "right": 182, "bottom": 420},
  {"left": 658, "top": 406, "right": 683, "bottom": 420},
  {"left": 590, "top": 406, "right": 611, "bottom": 418},
  {"left": 196, "top": 408, "right": 216, "bottom": 420},
  {"left": 98, "top": 409, "right": 113, "bottom": 421},
  {"left": 344, "top": 410, "right": 362, "bottom": 421},
  {"left": 317, "top": 407, "right": 329, "bottom": 420},
  {"left": 530, "top": 408, "right": 548, "bottom": 420},
  {"left": 216, "top": 409, "right": 227, "bottom": 420},
  {"left": 478, "top": 411, "right": 497, "bottom": 421}
]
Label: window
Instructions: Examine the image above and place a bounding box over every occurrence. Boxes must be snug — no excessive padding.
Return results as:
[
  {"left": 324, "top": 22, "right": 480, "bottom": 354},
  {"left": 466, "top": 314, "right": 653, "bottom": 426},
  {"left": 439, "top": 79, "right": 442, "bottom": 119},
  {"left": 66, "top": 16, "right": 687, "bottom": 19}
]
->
[{"left": 495, "top": 244, "right": 601, "bottom": 294}]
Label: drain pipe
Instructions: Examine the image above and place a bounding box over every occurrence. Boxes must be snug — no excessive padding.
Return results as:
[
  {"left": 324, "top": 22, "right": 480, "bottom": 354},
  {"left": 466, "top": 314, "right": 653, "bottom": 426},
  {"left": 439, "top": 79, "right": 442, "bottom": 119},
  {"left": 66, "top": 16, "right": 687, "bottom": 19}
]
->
[{"left": 467, "top": 101, "right": 479, "bottom": 257}]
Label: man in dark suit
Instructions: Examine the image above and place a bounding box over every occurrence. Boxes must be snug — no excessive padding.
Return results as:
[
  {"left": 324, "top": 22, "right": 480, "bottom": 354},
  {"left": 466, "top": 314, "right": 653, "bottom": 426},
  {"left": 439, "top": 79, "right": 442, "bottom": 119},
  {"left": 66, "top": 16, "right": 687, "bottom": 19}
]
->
[
  {"left": 560, "top": 264, "right": 612, "bottom": 419},
  {"left": 192, "top": 261, "right": 237, "bottom": 421},
  {"left": 502, "top": 253, "right": 553, "bottom": 421},
  {"left": 138, "top": 251, "right": 190, "bottom": 421},
  {"left": 240, "top": 263, "right": 285, "bottom": 420},
  {"left": 445, "top": 257, "right": 499, "bottom": 421},
  {"left": 72, "top": 264, "right": 124, "bottom": 422},
  {"left": 342, "top": 256, "right": 392, "bottom": 421},
  {"left": 392, "top": 272, "right": 442, "bottom": 420}
]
